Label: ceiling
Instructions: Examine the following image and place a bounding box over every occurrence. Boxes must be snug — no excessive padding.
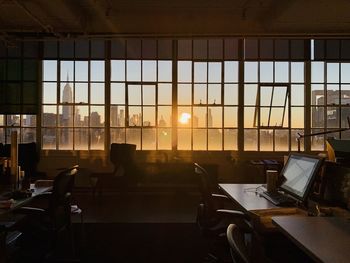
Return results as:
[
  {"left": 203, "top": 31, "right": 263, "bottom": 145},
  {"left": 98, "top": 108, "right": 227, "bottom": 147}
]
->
[{"left": 1, "top": 0, "right": 350, "bottom": 39}]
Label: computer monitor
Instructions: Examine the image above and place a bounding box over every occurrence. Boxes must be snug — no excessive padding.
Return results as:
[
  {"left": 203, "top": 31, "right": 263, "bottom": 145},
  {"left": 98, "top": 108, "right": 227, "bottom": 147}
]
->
[{"left": 279, "top": 153, "right": 324, "bottom": 202}]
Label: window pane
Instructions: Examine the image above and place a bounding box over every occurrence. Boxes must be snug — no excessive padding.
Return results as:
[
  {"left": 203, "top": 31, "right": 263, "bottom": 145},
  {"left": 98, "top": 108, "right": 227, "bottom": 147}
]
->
[
  {"left": 127, "top": 60, "right": 141, "bottom": 81},
  {"left": 111, "top": 83, "right": 125, "bottom": 104},
  {"left": 311, "top": 84, "right": 324, "bottom": 105},
  {"left": 244, "top": 62, "right": 258, "bottom": 82},
  {"left": 311, "top": 106, "right": 324, "bottom": 128},
  {"left": 43, "top": 60, "right": 57, "bottom": 81},
  {"left": 208, "top": 129, "right": 222, "bottom": 150},
  {"left": 111, "top": 128, "right": 126, "bottom": 143},
  {"left": 158, "top": 61, "right": 172, "bottom": 81},
  {"left": 143, "top": 107, "right": 155, "bottom": 126},
  {"left": 90, "top": 128, "right": 104, "bottom": 150},
  {"left": 224, "top": 129, "right": 237, "bottom": 150},
  {"left": 275, "top": 130, "right": 289, "bottom": 151},
  {"left": 260, "top": 130, "right": 273, "bottom": 151},
  {"left": 75, "top": 61, "right": 88, "bottom": 81},
  {"left": 194, "top": 62, "right": 207, "bottom": 82},
  {"left": 311, "top": 129, "right": 325, "bottom": 151},
  {"left": 208, "top": 107, "right": 222, "bottom": 128},
  {"left": 244, "top": 107, "right": 256, "bottom": 128},
  {"left": 341, "top": 63, "right": 350, "bottom": 83},
  {"left": 224, "top": 61, "right": 238, "bottom": 83},
  {"left": 275, "top": 62, "right": 289, "bottom": 83},
  {"left": 75, "top": 128, "right": 88, "bottom": 150},
  {"left": 143, "top": 85, "right": 156, "bottom": 105},
  {"left": 291, "top": 85, "right": 304, "bottom": 106},
  {"left": 291, "top": 107, "right": 304, "bottom": 128},
  {"left": 111, "top": 60, "right": 125, "bottom": 81},
  {"left": 158, "top": 128, "right": 172, "bottom": 150},
  {"left": 194, "top": 84, "right": 207, "bottom": 104},
  {"left": 61, "top": 61, "right": 74, "bottom": 81},
  {"left": 341, "top": 85, "right": 350, "bottom": 105},
  {"left": 43, "top": 82, "right": 57, "bottom": 104},
  {"left": 327, "top": 85, "right": 339, "bottom": 105},
  {"left": 142, "top": 60, "right": 156, "bottom": 81},
  {"left": 311, "top": 62, "right": 324, "bottom": 83},
  {"left": 178, "top": 61, "right": 192, "bottom": 82},
  {"left": 327, "top": 107, "right": 339, "bottom": 128},
  {"left": 244, "top": 84, "right": 258, "bottom": 105},
  {"left": 129, "top": 106, "right": 142, "bottom": 126},
  {"left": 158, "top": 106, "right": 172, "bottom": 127},
  {"left": 224, "top": 84, "right": 238, "bottom": 105},
  {"left": 59, "top": 106, "right": 73, "bottom": 126},
  {"left": 158, "top": 84, "right": 172, "bottom": 105},
  {"left": 272, "top": 87, "right": 287, "bottom": 106},
  {"left": 126, "top": 128, "right": 141, "bottom": 149},
  {"left": 58, "top": 128, "right": 73, "bottom": 149},
  {"left": 75, "top": 83, "right": 88, "bottom": 104},
  {"left": 111, "top": 106, "right": 125, "bottom": 127},
  {"left": 128, "top": 85, "right": 141, "bottom": 105},
  {"left": 91, "top": 83, "right": 105, "bottom": 104},
  {"left": 291, "top": 129, "right": 304, "bottom": 151},
  {"left": 142, "top": 128, "right": 156, "bottom": 150},
  {"left": 90, "top": 106, "right": 104, "bottom": 127},
  {"left": 260, "top": 62, "right": 273, "bottom": 83},
  {"left": 60, "top": 82, "right": 73, "bottom": 104},
  {"left": 42, "top": 128, "right": 56, "bottom": 149},
  {"left": 193, "top": 107, "right": 206, "bottom": 128},
  {"left": 193, "top": 129, "right": 207, "bottom": 150},
  {"left": 327, "top": 63, "right": 339, "bottom": 83},
  {"left": 224, "top": 107, "right": 237, "bottom": 127},
  {"left": 260, "top": 86, "right": 273, "bottom": 106},
  {"left": 178, "top": 107, "right": 192, "bottom": 128},
  {"left": 177, "top": 129, "right": 191, "bottom": 150},
  {"left": 208, "top": 63, "right": 221, "bottom": 83},
  {"left": 91, "top": 61, "right": 105, "bottom": 81},
  {"left": 178, "top": 84, "right": 191, "bottom": 105},
  {"left": 291, "top": 62, "right": 304, "bottom": 83},
  {"left": 208, "top": 84, "right": 221, "bottom": 104},
  {"left": 75, "top": 106, "right": 89, "bottom": 127},
  {"left": 42, "top": 106, "right": 57, "bottom": 126},
  {"left": 244, "top": 129, "right": 258, "bottom": 151},
  {"left": 21, "top": 128, "right": 36, "bottom": 143}
]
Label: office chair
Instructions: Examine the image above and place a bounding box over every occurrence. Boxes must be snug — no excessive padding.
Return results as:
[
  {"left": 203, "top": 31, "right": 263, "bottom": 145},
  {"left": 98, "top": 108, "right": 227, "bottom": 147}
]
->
[
  {"left": 194, "top": 163, "right": 249, "bottom": 236},
  {"left": 93, "top": 143, "right": 138, "bottom": 195},
  {"left": 16, "top": 166, "right": 79, "bottom": 261}
]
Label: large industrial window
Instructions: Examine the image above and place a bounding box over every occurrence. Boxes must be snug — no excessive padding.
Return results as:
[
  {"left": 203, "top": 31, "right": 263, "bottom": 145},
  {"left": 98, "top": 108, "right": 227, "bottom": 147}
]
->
[
  {"left": 176, "top": 39, "right": 239, "bottom": 150},
  {"left": 243, "top": 39, "right": 306, "bottom": 151},
  {"left": 41, "top": 40, "right": 105, "bottom": 150}
]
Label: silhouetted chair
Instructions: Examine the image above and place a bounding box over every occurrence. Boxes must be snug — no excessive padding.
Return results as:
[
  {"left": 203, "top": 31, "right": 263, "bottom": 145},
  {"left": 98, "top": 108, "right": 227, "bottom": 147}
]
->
[
  {"left": 194, "top": 163, "right": 248, "bottom": 238},
  {"left": 93, "top": 143, "right": 138, "bottom": 194},
  {"left": 16, "top": 165, "right": 79, "bottom": 261}
]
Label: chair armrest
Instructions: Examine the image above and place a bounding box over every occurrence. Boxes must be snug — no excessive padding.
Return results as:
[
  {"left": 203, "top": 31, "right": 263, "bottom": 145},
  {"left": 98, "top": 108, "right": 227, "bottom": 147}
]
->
[
  {"left": 15, "top": 206, "right": 45, "bottom": 216},
  {"left": 216, "top": 209, "right": 250, "bottom": 221},
  {"left": 211, "top": 194, "right": 229, "bottom": 199}
]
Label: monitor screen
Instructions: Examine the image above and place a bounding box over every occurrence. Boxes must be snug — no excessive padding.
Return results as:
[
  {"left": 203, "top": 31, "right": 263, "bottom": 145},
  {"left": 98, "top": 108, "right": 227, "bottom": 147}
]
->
[{"left": 280, "top": 153, "right": 324, "bottom": 201}]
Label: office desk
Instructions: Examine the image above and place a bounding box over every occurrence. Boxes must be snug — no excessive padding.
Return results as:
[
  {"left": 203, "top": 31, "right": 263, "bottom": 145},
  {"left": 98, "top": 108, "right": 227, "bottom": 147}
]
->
[
  {"left": 218, "top": 184, "right": 306, "bottom": 231},
  {"left": 0, "top": 186, "right": 52, "bottom": 215},
  {"left": 272, "top": 216, "right": 350, "bottom": 263}
]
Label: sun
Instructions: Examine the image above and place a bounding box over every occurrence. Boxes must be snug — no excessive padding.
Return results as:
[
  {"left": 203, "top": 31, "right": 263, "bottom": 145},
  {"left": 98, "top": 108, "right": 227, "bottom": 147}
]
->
[{"left": 179, "top": 113, "right": 191, "bottom": 124}]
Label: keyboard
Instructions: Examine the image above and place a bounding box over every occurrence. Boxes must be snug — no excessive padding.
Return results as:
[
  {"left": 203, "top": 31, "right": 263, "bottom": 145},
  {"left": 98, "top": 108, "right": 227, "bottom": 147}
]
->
[{"left": 260, "top": 191, "right": 295, "bottom": 206}]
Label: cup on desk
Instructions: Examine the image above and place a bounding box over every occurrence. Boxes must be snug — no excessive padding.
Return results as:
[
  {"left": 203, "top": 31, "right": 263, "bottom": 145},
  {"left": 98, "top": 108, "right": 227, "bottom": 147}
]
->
[{"left": 266, "top": 170, "right": 279, "bottom": 192}]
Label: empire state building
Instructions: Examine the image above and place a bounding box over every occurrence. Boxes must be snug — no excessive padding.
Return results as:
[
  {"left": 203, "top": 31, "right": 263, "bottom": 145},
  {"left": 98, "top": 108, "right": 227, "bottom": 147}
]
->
[{"left": 62, "top": 74, "right": 73, "bottom": 146}]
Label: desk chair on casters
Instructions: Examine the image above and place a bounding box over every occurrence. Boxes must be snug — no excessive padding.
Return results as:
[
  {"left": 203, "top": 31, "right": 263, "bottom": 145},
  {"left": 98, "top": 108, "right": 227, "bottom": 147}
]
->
[
  {"left": 194, "top": 163, "right": 248, "bottom": 237},
  {"left": 16, "top": 165, "right": 79, "bottom": 262}
]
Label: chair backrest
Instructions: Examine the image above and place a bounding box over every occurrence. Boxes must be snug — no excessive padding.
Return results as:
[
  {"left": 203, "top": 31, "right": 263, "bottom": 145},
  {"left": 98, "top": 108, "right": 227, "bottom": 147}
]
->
[
  {"left": 49, "top": 165, "right": 78, "bottom": 230},
  {"left": 194, "top": 163, "right": 214, "bottom": 209},
  {"left": 227, "top": 224, "right": 250, "bottom": 263}
]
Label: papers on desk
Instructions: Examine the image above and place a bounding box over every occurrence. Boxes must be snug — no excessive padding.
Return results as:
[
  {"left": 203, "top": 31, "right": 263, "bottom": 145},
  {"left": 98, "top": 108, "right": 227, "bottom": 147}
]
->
[{"left": 0, "top": 199, "right": 15, "bottom": 209}]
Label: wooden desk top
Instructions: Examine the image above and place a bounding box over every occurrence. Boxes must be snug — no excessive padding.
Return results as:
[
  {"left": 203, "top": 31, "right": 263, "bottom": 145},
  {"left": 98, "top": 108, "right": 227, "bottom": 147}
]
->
[
  {"left": 272, "top": 216, "right": 350, "bottom": 263},
  {"left": 219, "top": 184, "right": 277, "bottom": 212}
]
